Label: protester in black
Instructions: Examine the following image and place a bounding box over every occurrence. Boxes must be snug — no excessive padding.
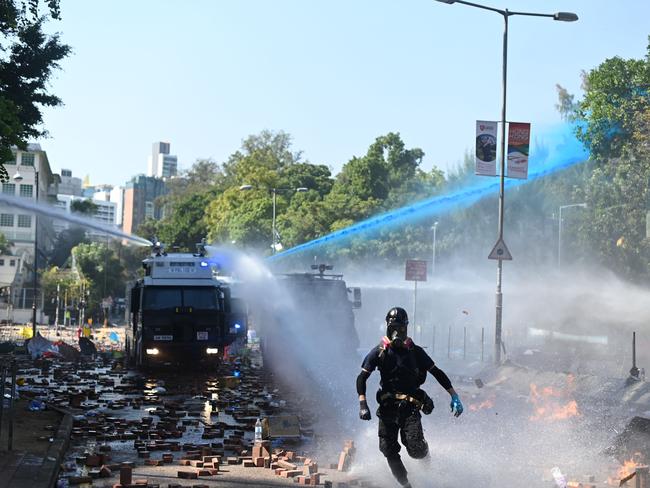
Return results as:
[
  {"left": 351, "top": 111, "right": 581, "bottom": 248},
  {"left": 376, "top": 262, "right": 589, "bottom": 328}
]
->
[{"left": 356, "top": 307, "right": 463, "bottom": 487}]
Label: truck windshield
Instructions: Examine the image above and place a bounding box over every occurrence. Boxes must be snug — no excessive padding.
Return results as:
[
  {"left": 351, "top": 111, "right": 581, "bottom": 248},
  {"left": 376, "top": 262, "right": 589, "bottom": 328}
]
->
[
  {"left": 183, "top": 287, "right": 219, "bottom": 310},
  {"left": 143, "top": 288, "right": 182, "bottom": 310},
  {"left": 143, "top": 286, "right": 220, "bottom": 311}
]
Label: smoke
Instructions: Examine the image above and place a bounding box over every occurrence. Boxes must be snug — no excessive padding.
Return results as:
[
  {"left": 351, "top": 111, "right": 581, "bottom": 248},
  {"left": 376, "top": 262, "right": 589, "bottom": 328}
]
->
[
  {"left": 205, "top": 244, "right": 362, "bottom": 451},
  {"left": 0, "top": 193, "right": 151, "bottom": 246},
  {"left": 205, "top": 121, "right": 649, "bottom": 486}
]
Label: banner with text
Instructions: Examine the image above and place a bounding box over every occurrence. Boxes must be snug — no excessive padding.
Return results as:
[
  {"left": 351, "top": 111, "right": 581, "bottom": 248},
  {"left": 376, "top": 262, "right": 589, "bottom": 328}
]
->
[
  {"left": 475, "top": 120, "right": 498, "bottom": 176},
  {"left": 507, "top": 122, "right": 531, "bottom": 179},
  {"left": 405, "top": 259, "right": 427, "bottom": 282}
]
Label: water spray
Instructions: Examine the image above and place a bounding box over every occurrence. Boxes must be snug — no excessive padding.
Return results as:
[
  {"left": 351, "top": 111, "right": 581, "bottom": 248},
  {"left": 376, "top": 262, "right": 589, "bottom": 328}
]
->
[
  {"left": 268, "top": 124, "right": 589, "bottom": 261},
  {"left": 0, "top": 194, "right": 152, "bottom": 246}
]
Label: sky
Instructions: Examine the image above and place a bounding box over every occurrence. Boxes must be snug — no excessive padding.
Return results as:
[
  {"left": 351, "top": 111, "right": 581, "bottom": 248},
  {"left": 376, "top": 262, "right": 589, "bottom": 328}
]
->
[{"left": 37, "top": 0, "right": 650, "bottom": 188}]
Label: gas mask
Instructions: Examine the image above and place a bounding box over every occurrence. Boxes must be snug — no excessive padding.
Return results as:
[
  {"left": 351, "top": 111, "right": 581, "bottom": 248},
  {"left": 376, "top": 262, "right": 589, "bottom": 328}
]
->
[
  {"left": 385, "top": 306, "right": 410, "bottom": 348},
  {"left": 387, "top": 323, "right": 408, "bottom": 348}
]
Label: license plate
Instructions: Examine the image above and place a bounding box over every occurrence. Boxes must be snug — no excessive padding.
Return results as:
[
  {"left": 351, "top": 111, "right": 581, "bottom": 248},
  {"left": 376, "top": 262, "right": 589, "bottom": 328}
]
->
[
  {"left": 196, "top": 331, "right": 208, "bottom": 340},
  {"left": 154, "top": 335, "right": 173, "bottom": 341}
]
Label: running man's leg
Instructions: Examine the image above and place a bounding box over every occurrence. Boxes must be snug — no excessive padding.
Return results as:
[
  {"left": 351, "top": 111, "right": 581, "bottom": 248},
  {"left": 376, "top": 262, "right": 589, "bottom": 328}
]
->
[
  {"left": 378, "top": 411, "right": 409, "bottom": 485},
  {"left": 400, "top": 409, "right": 429, "bottom": 459}
]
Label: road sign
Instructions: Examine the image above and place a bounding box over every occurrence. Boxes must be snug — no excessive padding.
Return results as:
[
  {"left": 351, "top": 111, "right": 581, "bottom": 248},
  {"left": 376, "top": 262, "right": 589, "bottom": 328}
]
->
[
  {"left": 405, "top": 259, "right": 428, "bottom": 281},
  {"left": 488, "top": 238, "right": 513, "bottom": 260}
]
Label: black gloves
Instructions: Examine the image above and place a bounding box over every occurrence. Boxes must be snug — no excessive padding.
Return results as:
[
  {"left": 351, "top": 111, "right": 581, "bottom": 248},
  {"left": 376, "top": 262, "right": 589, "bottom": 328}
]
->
[
  {"left": 422, "top": 395, "right": 434, "bottom": 415},
  {"left": 359, "top": 399, "right": 371, "bottom": 420}
]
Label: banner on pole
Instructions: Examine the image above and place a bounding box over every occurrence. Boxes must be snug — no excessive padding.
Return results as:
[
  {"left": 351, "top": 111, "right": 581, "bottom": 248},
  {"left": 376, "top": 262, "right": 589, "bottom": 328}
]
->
[
  {"left": 507, "top": 122, "right": 531, "bottom": 179},
  {"left": 405, "top": 259, "right": 427, "bottom": 282},
  {"left": 475, "top": 120, "right": 498, "bottom": 176}
]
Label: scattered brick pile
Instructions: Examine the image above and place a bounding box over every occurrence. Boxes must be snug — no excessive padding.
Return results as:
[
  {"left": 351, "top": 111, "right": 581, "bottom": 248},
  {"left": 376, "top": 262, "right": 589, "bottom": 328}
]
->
[
  {"left": 11, "top": 349, "right": 369, "bottom": 487},
  {"left": 335, "top": 440, "right": 355, "bottom": 473},
  {"left": 237, "top": 439, "right": 323, "bottom": 485}
]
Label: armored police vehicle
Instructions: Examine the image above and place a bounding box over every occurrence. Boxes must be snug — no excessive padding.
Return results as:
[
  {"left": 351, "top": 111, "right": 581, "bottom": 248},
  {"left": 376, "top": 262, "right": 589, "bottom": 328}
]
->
[
  {"left": 125, "top": 242, "right": 246, "bottom": 368},
  {"left": 266, "top": 264, "right": 362, "bottom": 358}
]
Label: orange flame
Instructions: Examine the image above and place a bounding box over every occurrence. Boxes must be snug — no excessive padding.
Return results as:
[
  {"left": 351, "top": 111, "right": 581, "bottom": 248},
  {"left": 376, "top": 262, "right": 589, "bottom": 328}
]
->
[
  {"left": 469, "top": 397, "right": 495, "bottom": 411},
  {"left": 607, "top": 455, "right": 645, "bottom": 485},
  {"left": 528, "top": 379, "right": 580, "bottom": 421},
  {"left": 618, "top": 459, "right": 640, "bottom": 479}
]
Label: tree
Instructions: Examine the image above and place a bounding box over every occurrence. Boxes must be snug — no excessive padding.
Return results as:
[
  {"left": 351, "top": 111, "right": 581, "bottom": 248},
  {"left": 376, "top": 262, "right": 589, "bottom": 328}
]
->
[
  {"left": 70, "top": 199, "right": 98, "bottom": 215},
  {"left": 204, "top": 130, "right": 326, "bottom": 251},
  {"left": 72, "top": 242, "right": 125, "bottom": 314},
  {"left": 573, "top": 41, "right": 650, "bottom": 159},
  {"left": 40, "top": 265, "right": 78, "bottom": 323},
  {"left": 47, "top": 199, "right": 96, "bottom": 266},
  {"left": 0, "top": 232, "right": 12, "bottom": 255},
  {"left": 135, "top": 218, "right": 161, "bottom": 245},
  {"left": 309, "top": 134, "right": 443, "bottom": 263},
  {"left": 156, "top": 191, "right": 216, "bottom": 251},
  {"left": 0, "top": 0, "right": 70, "bottom": 181},
  {"left": 48, "top": 227, "right": 87, "bottom": 267},
  {"left": 221, "top": 130, "right": 302, "bottom": 187},
  {"left": 557, "top": 38, "right": 650, "bottom": 279},
  {"left": 151, "top": 159, "right": 223, "bottom": 250}
]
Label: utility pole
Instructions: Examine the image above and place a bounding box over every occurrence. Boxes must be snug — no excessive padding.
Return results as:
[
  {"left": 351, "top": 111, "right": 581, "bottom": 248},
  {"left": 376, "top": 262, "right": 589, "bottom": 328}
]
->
[
  {"left": 54, "top": 282, "right": 60, "bottom": 332},
  {"left": 434, "top": 0, "right": 578, "bottom": 366}
]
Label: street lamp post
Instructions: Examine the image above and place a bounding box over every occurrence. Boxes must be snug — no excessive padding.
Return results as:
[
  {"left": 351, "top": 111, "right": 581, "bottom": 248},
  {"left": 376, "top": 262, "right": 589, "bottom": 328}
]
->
[
  {"left": 558, "top": 203, "right": 587, "bottom": 268},
  {"left": 239, "top": 185, "right": 308, "bottom": 253},
  {"left": 434, "top": 0, "right": 578, "bottom": 364},
  {"left": 13, "top": 169, "right": 39, "bottom": 338},
  {"left": 431, "top": 221, "right": 438, "bottom": 275}
]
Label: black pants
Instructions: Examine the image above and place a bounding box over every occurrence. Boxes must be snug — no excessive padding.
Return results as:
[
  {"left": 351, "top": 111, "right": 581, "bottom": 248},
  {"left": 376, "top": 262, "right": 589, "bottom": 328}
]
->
[{"left": 378, "top": 403, "right": 429, "bottom": 485}]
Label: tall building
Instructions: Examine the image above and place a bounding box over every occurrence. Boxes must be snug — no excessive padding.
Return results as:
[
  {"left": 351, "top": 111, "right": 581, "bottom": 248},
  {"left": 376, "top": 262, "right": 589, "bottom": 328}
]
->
[
  {"left": 123, "top": 175, "right": 167, "bottom": 235},
  {"left": 58, "top": 169, "right": 83, "bottom": 196},
  {"left": 109, "top": 186, "right": 125, "bottom": 227},
  {"left": 147, "top": 141, "right": 178, "bottom": 179},
  {"left": 54, "top": 194, "right": 117, "bottom": 241},
  {"left": 54, "top": 171, "right": 123, "bottom": 238},
  {"left": 0, "top": 144, "right": 56, "bottom": 320}
]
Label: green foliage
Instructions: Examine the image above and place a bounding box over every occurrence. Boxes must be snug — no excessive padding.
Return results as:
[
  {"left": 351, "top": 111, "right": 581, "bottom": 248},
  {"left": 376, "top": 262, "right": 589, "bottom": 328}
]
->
[
  {"left": 141, "top": 159, "right": 223, "bottom": 251},
  {"left": 0, "top": 232, "right": 12, "bottom": 255},
  {"left": 48, "top": 227, "right": 87, "bottom": 267},
  {"left": 0, "top": 0, "right": 70, "bottom": 181},
  {"left": 205, "top": 130, "right": 325, "bottom": 250},
  {"left": 558, "top": 39, "right": 650, "bottom": 280},
  {"left": 574, "top": 40, "right": 650, "bottom": 159},
  {"left": 40, "top": 265, "right": 79, "bottom": 320},
  {"left": 72, "top": 242, "right": 125, "bottom": 313},
  {"left": 157, "top": 191, "right": 216, "bottom": 251},
  {"left": 70, "top": 199, "right": 98, "bottom": 215}
]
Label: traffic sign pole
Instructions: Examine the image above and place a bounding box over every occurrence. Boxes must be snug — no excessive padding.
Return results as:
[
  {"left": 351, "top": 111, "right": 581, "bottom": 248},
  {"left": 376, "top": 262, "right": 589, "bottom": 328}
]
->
[
  {"left": 414, "top": 280, "right": 417, "bottom": 341},
  {"left": 405, "top": 259, "right": 427, "bottom": 343}
]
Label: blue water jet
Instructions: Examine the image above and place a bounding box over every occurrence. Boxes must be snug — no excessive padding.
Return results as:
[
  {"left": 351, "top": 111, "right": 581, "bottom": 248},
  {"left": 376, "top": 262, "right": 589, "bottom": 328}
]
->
[{"left": 268, "top": 124, "right": 589, "bottom": 262}]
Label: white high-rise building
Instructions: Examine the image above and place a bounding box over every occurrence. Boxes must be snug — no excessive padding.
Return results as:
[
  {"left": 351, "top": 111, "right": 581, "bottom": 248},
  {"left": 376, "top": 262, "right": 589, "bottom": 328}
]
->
[
  {"left": 147, "top": 141, "right": 178, "bottom": 179},
  {"left": 0, "top": 144, "right": 56, "bottom": 321},
  {"left": 54, "top": 194, "right": 117, "bottom": 241},
  {"left": 110, "top": 186, "right": 124, "bottom": 227}
]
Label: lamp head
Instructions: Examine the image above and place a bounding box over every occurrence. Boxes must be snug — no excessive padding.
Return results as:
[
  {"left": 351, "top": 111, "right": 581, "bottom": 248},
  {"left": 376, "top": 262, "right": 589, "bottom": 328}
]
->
[
  {"left": 13, "top": 172, "right": 23, "bottom": 183},
  {"left": 554, "top": 11, "right": 578, "bottom": 22},
  {"left": 239, "top": 184, "right": 253, "bottom": 191}
]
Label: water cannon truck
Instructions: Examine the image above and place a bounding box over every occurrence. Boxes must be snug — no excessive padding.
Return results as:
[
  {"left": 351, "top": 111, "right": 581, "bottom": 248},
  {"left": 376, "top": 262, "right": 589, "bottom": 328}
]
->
[{"left": 125, "top": 240, "right": 246, "bottom": 368}]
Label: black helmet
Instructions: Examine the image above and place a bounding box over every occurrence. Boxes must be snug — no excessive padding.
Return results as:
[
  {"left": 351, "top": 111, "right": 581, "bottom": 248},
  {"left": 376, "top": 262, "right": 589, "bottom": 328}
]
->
[
  {"left": 385, "top": 307, "right": 409, "bottom": 347},
  {"left": 386, "top": 307, "right": 409, "bottom": 326}
]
